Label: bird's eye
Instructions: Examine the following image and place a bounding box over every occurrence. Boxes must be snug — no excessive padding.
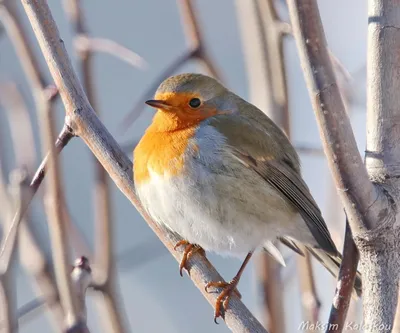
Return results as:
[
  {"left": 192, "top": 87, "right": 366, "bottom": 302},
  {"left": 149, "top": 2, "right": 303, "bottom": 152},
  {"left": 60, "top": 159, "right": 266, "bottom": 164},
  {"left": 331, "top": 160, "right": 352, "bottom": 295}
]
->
[{"left": 188, "top": 98, "right": 201, "bottom": 108}]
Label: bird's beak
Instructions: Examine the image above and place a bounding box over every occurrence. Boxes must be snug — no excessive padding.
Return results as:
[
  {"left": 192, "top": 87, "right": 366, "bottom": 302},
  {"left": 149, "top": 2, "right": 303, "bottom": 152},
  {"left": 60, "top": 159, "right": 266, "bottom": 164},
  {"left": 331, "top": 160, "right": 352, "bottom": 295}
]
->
[{"left": 145, "top": 99, "right": 172, "bottom": 111}]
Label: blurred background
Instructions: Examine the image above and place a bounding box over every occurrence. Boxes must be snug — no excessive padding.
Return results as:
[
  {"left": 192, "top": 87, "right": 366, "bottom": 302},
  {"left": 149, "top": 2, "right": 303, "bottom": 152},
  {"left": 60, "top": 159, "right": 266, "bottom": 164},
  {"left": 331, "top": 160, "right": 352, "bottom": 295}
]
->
[{"left": 0, "top": 0, "right": 367, "bottom": 332}]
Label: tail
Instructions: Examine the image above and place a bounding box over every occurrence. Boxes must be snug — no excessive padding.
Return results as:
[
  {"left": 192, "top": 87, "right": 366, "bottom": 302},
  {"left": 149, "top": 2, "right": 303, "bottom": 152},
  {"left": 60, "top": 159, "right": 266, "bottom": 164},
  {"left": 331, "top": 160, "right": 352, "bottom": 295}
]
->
[{"left": 307, "top": 247, "right": 362, "bottom": 297}]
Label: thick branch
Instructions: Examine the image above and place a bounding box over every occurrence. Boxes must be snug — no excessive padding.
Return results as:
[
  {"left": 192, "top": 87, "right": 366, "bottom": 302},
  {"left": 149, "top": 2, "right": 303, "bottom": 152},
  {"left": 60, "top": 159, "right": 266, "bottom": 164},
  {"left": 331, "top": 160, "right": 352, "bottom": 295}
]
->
[
  {"left": 366, "top": 0, "right": 400, "bottom": 178},
  {"left": 286, "top": 0, "right": 383, "bottom": 234},
  {"left": 21, "top": 0, "right": 266, "bottom": 331}
]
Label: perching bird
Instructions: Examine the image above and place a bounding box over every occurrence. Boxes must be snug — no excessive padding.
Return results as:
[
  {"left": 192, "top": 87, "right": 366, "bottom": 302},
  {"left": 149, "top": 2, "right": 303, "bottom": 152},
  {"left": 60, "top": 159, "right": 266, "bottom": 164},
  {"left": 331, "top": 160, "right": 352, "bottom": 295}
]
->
[{"left": 133, "top": 73, "right": 361, "bottom": 321}]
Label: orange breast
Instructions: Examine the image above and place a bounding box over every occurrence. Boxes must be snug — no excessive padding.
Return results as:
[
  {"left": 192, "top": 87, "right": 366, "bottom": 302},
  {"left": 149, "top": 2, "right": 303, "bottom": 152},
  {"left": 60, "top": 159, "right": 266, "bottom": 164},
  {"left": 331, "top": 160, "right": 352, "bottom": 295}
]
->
[{"left": 134, "top": 126, "right": 197, "bottom": 184}]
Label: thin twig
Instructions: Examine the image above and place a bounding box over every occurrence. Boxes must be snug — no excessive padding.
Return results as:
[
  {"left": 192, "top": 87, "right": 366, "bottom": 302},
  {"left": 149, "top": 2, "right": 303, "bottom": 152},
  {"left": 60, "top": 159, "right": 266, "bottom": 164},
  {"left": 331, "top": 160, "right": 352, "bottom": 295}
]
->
[
  {"left": 70, "top": 257, "right": 92, "bottom": 325},
  {"left": 20, "top": 1, "right": 267, "bottom": 331},
  {"left": 64, "top": 0, "right": 129, "bottom": 331},
  {"left": 326, "top": 222, "right": 359, "bottom": 333},
  {"left": 74, "top": 35, "right": 147, "bottom": 69}
]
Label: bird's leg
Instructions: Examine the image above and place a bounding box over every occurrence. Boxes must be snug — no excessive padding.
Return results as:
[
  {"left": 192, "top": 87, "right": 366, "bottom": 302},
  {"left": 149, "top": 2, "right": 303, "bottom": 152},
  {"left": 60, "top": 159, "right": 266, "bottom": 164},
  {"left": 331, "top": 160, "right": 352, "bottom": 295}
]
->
[
  {"left": 205, "top": 252, "right": 253, "bottom": 323},
  {"left": 174, "top": 240, "right": 205, "bottom": 276}
]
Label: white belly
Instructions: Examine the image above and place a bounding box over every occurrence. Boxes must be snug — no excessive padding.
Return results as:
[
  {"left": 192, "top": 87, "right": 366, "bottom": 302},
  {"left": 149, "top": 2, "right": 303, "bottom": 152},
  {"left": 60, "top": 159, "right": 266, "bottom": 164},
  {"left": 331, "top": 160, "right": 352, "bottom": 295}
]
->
[
  {"left": 135, "top": 125, "right": 304, "bottom": 256},
  {"left": 136, "top": 162, "right": 301, "bottom": 256}
]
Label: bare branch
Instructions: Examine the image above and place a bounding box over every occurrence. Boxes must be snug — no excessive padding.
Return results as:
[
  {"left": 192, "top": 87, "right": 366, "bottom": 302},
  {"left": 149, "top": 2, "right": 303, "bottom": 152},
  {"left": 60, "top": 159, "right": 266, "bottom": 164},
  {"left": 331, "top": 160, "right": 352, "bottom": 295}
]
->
[
  {"left": 366, "top": 1, "right": 400, "bottom": 178},
  {"left": 286, "top": 0, "right": 382, "bottom": 234},
  {"left": 70, "top": 257, "right": 92, "bottom": 326},
  {"left": 74, "top": 35, "right": 147, "bottom": 69},
  {"left": 20, "top": 1, "right": 267, "bottom": 331},
  {"left": 326, "top": 222, "right": 359, "bottom": 333}
]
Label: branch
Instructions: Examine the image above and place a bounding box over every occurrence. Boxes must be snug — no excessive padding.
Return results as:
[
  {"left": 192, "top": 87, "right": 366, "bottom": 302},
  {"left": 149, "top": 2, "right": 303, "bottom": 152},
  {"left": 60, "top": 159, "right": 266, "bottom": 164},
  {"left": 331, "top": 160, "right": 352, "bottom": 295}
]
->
[
  {"left": 74, "top": 36, "right": 147, "bottom": 69},
  {"left": 286, "top": 0, "right": 382, "bottom": 234},
  {"left": 20, "top": 0, "right": 267, "bottom": 331},
  {"left": 366, "top": 0, "right": 400, "bottom": 178},
  {"left": 70, "top": 256, "right": 92, "bottom": 327},
  {"left": 326, "top": 222, "right": 359, "bottom": 333},
  {"left": 64, "top": 1, "right": 130, "bottom": 331}
]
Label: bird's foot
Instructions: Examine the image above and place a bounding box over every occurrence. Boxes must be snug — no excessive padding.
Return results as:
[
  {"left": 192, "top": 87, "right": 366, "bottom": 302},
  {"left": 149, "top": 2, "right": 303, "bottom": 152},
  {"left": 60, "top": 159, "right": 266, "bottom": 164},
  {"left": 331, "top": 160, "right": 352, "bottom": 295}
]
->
[
  {"left": 174, "top": 240, "right": 205, "bottom": 276},
  {"left": 205, "top": 278, "right": 242, "bottom": 323}
]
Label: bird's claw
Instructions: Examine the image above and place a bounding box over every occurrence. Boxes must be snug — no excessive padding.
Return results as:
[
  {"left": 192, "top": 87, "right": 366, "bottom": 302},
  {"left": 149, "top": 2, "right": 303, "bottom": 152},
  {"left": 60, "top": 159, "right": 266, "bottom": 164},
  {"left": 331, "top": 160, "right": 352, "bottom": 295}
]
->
[
  {"left": 204, "top": 279, "right": 241, "bottom": 323},
  {"left": 173, "top": 241, "right": 204, "bottom": 277}
]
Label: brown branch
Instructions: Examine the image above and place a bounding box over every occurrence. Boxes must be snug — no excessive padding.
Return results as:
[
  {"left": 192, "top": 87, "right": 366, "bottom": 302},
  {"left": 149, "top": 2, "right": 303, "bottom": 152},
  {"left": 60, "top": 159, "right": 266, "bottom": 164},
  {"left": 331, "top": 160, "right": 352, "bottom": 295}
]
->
[
  {"left": 70, "top": 257, "right": 92, "bottom": 327},
  {"left": 119, "top": 0, "right": 222, "bottom": 134},
  {"left": 64, "top": 1, "right": 129, "bottom": 331},
  {"left": 326, "top": 222, "right": 359, "bottom": 333},
  {"left": 286, "top": 0, "right": 382, "bottom": 234},
  {"left": 20, "top": 1, "right": 267, "bottom": 331}
]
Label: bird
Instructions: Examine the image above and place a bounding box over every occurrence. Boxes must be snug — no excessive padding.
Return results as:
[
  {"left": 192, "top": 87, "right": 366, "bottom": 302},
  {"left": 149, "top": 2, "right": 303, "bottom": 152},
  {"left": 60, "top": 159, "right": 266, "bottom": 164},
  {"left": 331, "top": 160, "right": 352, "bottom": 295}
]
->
[{"left": 133, "top": 73, "right": 362, "bottom": 322}]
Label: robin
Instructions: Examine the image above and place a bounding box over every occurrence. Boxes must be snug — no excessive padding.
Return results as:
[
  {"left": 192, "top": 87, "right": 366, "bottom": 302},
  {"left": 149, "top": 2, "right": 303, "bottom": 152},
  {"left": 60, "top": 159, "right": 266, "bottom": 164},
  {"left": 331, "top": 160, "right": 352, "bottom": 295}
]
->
[{"left": 133, "top": 73, "right": 361, "bottom": 321}]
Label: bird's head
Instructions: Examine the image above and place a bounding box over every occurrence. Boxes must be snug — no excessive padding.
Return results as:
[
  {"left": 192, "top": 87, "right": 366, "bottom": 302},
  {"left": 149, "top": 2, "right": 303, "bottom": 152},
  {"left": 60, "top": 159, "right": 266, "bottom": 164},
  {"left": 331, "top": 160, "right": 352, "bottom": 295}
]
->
[{"left": 146, "top": 73, "right": 235, "bottom": 131}]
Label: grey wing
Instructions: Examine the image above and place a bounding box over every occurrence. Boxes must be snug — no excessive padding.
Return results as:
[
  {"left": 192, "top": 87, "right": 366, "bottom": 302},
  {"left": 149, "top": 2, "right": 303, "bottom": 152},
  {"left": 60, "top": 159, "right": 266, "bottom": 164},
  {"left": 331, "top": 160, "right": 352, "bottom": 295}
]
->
[{"left": 232, "top": 150, "right": 337, "bottom": 255}]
